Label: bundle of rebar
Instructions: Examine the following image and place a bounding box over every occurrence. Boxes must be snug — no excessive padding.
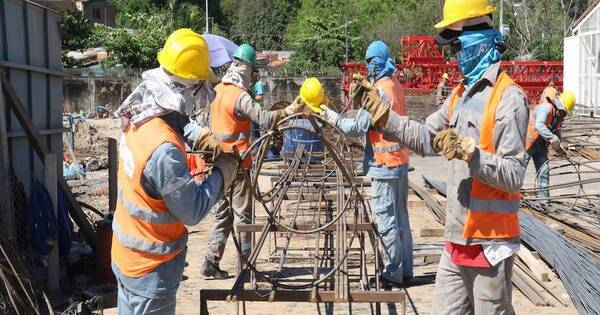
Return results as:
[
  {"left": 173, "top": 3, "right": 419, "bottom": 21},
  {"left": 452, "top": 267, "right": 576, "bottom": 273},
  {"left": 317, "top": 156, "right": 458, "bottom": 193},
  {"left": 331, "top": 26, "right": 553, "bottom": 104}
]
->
[{"left": 519, "top": 213, "right": 600, "bottom": 314}]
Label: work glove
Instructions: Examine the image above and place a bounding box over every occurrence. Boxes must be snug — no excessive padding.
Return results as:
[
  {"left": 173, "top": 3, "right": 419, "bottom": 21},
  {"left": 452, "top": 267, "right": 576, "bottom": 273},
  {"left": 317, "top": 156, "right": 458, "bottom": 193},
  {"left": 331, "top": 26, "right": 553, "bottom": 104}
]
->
[
  {"left": 271, "top": 96, "right": 306, "bottom": 128},
  {"left": 284, "top": 95, "right": 306, "bottom": 116},
  {"left": 349, "top": 74, "right": 368, "bottom": 101},
  {"left": 550, "top": 137, "right": 568, "bottom": 157},
  {"left": 433, "top": 129, "right": 476, "bottom": 163},
  {"left": 351, "top": 75, "right": 390, "bottom": 128},
  {"left": 195, "top": 127, "right": 223, "bottom": 161},
  {"left": 213, "top": 153, "right": 240, "bottom": 191},
  {"left": 319, "top": 105, "right": 339, "bottom": 125}
]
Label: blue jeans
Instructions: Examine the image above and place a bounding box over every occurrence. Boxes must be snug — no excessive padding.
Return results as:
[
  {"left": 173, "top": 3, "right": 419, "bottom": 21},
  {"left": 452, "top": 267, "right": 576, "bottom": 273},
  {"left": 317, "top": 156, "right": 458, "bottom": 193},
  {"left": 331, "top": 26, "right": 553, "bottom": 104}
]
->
[
  {"left": 371, "top": 176, "right": 413, "bottom": 282},
  {"left": 117, "top": 280, "right": 176, "bottom": 315},
  {"left": 526, "top": 144, "right": 550, "bottom": 200}
]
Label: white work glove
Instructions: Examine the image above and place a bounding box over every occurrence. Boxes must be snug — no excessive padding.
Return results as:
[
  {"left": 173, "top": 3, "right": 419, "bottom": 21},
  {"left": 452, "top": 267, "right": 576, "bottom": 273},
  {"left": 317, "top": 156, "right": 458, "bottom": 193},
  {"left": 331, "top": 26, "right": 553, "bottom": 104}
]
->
[
  {"left": 319, "top": 105, "right": 339, "bottom": 125},
  {"left": 550, "top": 137, "right": 568, "bottom": 157}
]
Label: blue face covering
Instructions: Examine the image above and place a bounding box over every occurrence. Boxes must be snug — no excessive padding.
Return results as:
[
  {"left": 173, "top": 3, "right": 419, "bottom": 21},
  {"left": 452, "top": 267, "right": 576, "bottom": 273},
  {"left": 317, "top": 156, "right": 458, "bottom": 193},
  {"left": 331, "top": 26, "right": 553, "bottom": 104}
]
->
[
  {"left": 454, "top": 30, "right": 503, "bottom": 86},
  {"left": 366, "top": 41, "right": 396, "bottom": 81}
]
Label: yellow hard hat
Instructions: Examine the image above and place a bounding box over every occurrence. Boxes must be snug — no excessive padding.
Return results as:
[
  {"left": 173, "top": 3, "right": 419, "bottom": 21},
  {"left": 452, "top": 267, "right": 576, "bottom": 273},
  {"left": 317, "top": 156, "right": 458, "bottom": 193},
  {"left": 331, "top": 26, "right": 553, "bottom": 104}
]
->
[
  {"left": 300, "top": 77, "right": 326, "bottom": 113},
  {"left": 442, "top": 73, "right": 449, "bottom": 80},
  {"left": 157, "top": 28, "right": 215, "bottom": 81},
  {"left": 435, "top": 0, "right": 496, "bottom": 29},
  {"left": 560, "top": 91, "right": 576, "bottom": 116}
]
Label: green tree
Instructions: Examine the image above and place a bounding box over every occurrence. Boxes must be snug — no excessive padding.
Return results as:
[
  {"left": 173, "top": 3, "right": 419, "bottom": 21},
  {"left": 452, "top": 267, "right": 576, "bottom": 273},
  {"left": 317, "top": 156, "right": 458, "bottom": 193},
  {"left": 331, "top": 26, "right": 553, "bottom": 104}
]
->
[
  {"left": 88, "top": 12, "right": 171, "bottom": 69},
  {"left": 230, "top": 0, "right": 300, "bottom": 50},
  {"left": 283, "top": 0, "right": 364, "bottom": 75},
  {"left": 60, "top": 12, "right": 94, "bottom": 67}
]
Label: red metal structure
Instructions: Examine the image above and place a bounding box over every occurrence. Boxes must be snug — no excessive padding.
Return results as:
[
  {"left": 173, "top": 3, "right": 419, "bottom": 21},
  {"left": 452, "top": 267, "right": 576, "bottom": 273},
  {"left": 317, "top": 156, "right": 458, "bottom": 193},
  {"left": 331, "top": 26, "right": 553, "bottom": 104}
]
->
[{"left": 343, "top": 36, "right": 564, "bottom": 104}]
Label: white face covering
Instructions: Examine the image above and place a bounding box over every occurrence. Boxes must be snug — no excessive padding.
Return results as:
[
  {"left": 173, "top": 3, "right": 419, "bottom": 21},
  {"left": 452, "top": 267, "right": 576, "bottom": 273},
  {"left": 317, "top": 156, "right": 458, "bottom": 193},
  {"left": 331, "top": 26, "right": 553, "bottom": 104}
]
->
[
  {"left": 221, "top": 60, "right": 254, "bottom": 90},
  {"left": 115, "top": 67, "right": 216, "bottom": 127}
]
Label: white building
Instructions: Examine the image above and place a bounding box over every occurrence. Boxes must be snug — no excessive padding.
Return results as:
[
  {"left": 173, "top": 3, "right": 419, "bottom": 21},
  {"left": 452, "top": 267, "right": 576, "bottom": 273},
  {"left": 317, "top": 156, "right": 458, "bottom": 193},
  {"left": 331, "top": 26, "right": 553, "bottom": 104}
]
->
[{"left": 564, "top": 0, "right": 600, "bottom": 116}]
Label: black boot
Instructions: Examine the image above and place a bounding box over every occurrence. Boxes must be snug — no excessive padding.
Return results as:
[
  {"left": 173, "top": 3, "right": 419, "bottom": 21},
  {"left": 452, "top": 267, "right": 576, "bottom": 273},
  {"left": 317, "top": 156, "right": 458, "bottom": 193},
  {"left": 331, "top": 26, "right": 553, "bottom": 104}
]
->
[{"left": 201, "top": 259, "right": 230, "bottom": 279}]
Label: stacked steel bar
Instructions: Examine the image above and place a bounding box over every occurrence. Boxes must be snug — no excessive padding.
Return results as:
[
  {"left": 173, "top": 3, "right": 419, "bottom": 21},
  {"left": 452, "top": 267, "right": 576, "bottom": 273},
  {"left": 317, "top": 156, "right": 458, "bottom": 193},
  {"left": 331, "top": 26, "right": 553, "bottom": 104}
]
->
[{"left": 519, "top": 213, "right": 600, "bottom": 314}]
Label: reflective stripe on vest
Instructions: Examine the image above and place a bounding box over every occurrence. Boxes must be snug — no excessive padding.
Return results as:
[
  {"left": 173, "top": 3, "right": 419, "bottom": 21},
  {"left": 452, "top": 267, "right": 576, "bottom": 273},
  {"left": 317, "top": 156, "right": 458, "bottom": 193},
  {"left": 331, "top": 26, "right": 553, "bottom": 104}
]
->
[
  {"left": 210, "top": 83, "right": 252, "bottom": 169},
  {"left": 111, "top": 118, "right": 188, "bottom": 278},
  {"left": 368, "top": 77, "right": 409, "bottom": 168},
  {"left": 117, "top": 189, "right": 179, "bottom": 224},
  {"left": 447, "top": 72, "right": 521, "bottom": 240}
]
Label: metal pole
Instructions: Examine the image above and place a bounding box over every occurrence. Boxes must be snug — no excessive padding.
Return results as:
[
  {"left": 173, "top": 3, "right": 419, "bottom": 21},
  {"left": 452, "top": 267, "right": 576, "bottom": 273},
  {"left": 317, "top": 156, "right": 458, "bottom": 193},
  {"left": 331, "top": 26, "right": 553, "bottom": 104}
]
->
[
  {"left": 205, "top": 0, "right": 209, "bottom": 34},
  {"left": 344, "top": 15, "right": 349, "bottom": 63},
  {"left": 45, "top": 153, "right": 59, "bottom": 293},
  {"left": 499, "top": 0, "right": 504, "bottom": 34}
]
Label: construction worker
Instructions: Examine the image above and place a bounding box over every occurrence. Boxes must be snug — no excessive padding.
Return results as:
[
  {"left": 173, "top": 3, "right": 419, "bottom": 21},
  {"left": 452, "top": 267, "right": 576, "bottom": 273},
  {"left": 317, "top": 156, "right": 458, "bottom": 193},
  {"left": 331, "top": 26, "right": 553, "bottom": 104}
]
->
[
  {"left": 320, "top": 41, "right": 412, "bottom": 287},
  {"left": 111, "top": 29, "right": 238, "bottom": 315},
  {"left": 201, "top": 44, "right": 306, "bottom": 279},
  {"left": 525, "top": 92, "right": 576, "bottom": 199},
  {"left": 436, "top": 73, "right": 451, "bottom": 105},
  {"left": 350, "top": 1, "right": 528, "bottom": 313}
]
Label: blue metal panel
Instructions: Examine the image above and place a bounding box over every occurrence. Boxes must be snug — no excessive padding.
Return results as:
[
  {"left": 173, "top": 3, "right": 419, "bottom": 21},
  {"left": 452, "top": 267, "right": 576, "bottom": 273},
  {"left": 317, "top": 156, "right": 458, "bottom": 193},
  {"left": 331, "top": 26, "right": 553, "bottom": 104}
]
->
[
  {"left": 1, "top": 0, "right": 64, "bottom": 192},
  {"left": 26, "top": 3, "right": 45, "bottom": 68}
]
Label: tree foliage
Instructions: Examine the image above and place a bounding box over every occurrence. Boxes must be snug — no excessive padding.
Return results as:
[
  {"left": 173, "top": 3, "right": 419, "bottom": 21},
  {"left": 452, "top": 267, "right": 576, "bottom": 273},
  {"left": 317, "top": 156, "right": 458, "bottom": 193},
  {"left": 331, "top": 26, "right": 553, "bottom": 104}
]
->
[
  {"left": 88, "top": 12, "right": 172, "bottom": 68},
  {"left": 63, "top": 0, "right": 595, "bottom": 71},
  {"left": 229, "top": 0, "right": 300, "bottom": 51}
]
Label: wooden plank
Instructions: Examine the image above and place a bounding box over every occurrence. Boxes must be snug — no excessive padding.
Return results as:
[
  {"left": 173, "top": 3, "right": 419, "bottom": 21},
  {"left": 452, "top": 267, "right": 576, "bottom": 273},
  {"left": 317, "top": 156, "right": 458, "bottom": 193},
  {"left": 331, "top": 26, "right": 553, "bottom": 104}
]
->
[
  {"left": 44, "top": 153, "right": 59, "bottom": 293},
  {"left": 0, "top": 83, "right": 14, "bottom": 240},
  {"left": 517, "top": 247, "right": 550, "bottom": 282},
  {"left": 1, "top": 77, "right": 96, "bottom": 249},
  {"left": 419, "top": 228, "right": 445, "bottom": 237}
]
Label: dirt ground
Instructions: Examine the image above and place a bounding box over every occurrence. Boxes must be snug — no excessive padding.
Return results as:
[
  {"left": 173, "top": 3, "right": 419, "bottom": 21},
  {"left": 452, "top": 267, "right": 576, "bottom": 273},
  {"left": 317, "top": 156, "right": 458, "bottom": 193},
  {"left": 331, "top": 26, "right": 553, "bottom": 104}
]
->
[{"left": 73, "top": 116, "right": 579, "bottom": 315}]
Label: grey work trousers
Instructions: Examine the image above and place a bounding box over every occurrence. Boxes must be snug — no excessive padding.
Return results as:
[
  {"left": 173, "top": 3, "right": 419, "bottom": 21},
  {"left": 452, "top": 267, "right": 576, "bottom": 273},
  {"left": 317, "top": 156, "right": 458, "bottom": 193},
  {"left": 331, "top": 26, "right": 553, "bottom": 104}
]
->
[
  {"left": 205, "top": 173, "right": 252, "bottom": 266},
  {"left": 432, "top": 250, "right": 515, "bottom": 315}
]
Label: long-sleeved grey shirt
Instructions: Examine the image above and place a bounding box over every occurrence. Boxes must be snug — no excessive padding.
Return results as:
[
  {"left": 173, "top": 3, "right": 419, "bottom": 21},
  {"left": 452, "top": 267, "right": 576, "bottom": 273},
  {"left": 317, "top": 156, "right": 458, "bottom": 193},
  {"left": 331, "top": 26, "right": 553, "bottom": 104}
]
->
[
  {"left": 382, "top": 62, "right": 529, "bottom": 245},
  {"left": 113, "top": 112, "right": 224, "bottom": 298},
  {"left": 234, "top": 91, "right": 282, "bottom": 129}
]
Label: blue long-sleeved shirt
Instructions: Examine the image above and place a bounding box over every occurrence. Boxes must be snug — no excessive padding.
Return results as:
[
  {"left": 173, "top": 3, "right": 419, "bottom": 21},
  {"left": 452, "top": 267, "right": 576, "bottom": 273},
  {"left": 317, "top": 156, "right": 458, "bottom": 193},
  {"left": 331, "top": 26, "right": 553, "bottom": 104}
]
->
[
  {"left": 113, "top": 112, "right": 224, "bottom": 298},
  {"left": 533, "top": 103, "right": 559, "bottom": 142},
  {"left": 336, "top": 109, "right": 407, "bottom": 179}
]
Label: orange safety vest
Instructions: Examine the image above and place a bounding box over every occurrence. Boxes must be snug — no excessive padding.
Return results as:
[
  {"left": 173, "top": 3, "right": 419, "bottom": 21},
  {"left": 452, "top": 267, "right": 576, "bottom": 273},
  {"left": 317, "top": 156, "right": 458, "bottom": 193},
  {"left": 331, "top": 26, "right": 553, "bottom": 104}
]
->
[
  {"left": 447, "top": 72, "right": 521, "bottom": 239},
  {"left": 111, "top": 118, "right": 188, "bottom": 278},
  {"left": 210, "top": 83, "right": 252, "bottom": 169},
  {"left": 368, "top": 77, "right": 409, "bottom": 168},
  {"left": 525, "top": 103, "right": 562, "bottom": 151}
]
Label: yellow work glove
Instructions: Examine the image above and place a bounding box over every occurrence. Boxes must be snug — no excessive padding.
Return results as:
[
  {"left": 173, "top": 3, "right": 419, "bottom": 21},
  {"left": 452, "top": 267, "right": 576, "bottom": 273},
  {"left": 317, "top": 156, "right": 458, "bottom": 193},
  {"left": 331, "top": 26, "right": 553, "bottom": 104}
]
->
[
  {"left": 351, "top": 75, "right": 390, "bottom": 128},
  {"left": 195, "top": 127, "right": 223, "bottom": 162},
  {"left": 433, "top": 129, "right": 476, "bottom": 163},
  {"left": 349, "top": 74, "right": 368, "bottom": 101},
  {"left": 213, "top": 153, "right": 240, "bottom": 191}
]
